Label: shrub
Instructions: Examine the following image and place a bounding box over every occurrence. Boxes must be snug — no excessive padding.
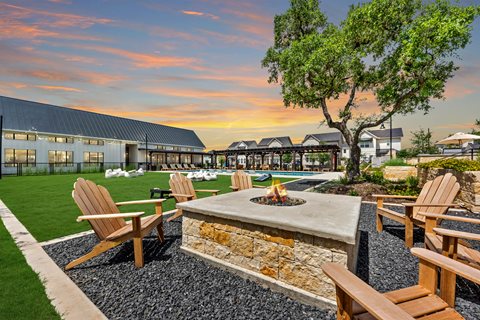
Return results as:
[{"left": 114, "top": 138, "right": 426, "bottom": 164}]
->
[
  {"left": 361, "top": 170, "right": 385, "bottom": 185},
  {"left": 382, "top": 158, "right": 409, "bottom": 167},
  {"left": 418, "top": 158, "right": 480, "bottom": 172}
]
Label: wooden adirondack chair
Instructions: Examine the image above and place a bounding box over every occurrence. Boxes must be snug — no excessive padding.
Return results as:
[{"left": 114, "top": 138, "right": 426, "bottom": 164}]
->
[
  {"left": 416, "top": 211, "right": 480, "bottom": 305},
  {"left": 66, "top": 178, "right": 166, "bottom": 270},
  {"left": 374, "top": 173, "right": 460, "bottom": 247},
  {"left": 167, "top": 172, "right": 220, "bottom": 222},
  {"left": 323, "top": 247, "right": 480, "bottom": 320},
  {"left": 230, "top": 170, "right": 265, "bottom": 191}
]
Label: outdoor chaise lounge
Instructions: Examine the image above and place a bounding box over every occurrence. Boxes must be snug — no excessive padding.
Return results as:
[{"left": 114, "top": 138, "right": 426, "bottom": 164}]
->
[
  {"left": 374, "top": 173, "right": 460, "bottom": 247},
  {"left": 66, "top": 178, "right": 167, "bottom": 269},
  {"left": 169, "top": 164, "right": 177, "bottom": 170},
  {"left": 230, "top": 170, "right": 265, "bottom": 191},
  {"left": 161, "top": 164, "right": 169, "bottom": 171},
  {"left": 189, "top": 164, "right": 196, "bottom": 169},
  {"left": 323, "top": 247, "right": 480, "bottom": 320},
  {"left": 167, "top": 172, "right": 220, "bottom": 222}
]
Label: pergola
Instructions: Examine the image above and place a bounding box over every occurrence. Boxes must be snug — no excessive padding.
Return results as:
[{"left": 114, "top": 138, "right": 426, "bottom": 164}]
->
[{"left": 211, "top": 144, "right": 340, "bottom": 171}]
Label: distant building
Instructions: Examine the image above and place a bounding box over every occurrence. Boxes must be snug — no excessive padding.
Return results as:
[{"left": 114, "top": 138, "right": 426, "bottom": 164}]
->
[
  {"left": 0, "top": 96, "right": 207, "bottom": 173},
  {"left": 302, "top": 128, "right": 404, "bottom": 163}
]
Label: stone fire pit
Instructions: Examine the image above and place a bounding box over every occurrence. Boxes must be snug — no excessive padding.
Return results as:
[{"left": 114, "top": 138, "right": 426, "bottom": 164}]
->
[{"left": 178, "top": 189, "right": 361, "bottom": 306}]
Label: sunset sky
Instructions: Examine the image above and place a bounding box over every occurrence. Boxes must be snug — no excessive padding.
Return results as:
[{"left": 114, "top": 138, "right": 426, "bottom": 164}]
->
[{"left": 1, "top": 0, "right": 479, "bottom": 150}]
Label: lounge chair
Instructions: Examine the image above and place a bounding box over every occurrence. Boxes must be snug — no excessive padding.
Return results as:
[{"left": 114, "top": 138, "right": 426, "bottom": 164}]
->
[
  {"left": 323, "top": 247, "right": 480, "bottom": 320},
  {"left": 161, "top": 164, "right": 169, "bottom": 171},
  {"left": 419, "top": 211, "right": 480, "bottom": 305},
  {"left": 230, "top": 170, "right": 266, "bottom": 191},
  {"left": 189, "top": 164, "right": 196, "bottom": 169},
  {"left": 167, "top": 172, "right": 220, "bottom": 222},
  {"left": 169, "top": 164, "right": 177, "bottom": 170},
  {"left": 182, "top": 164, "right": 190, "bottom": 170},
  {"left": 374, "top": 173, "right": 460, "bottom": 247},
  {"left": 66, "top": 178, "right": 167, "bottom": 269}
]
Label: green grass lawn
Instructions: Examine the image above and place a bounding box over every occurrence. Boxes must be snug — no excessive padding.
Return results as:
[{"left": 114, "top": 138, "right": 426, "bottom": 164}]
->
[
  {"left": 0, "top": 220, "right": 60, "bottom": 320},
  {"left": 0, "top": 172, "right": 294, "bottom": 320},
  {"left": 0, "top": 172, "right": 294, "bottom": 242}
]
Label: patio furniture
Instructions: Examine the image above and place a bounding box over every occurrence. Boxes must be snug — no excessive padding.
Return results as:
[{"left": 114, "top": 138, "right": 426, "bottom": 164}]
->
[
  {"left": 419, "top": 211, "right": 480, "bottom": 305},
  {"left": 150, "top": 188, "right": 172, "bottom": 199},
  {"left": 230, "top": 170, "right": 265, "bottom": 191},
  {"left": 167, "top": 172, "right": 220, "bottom": 222},
  {"left": 189, "top": 164, "right": 196, "bottom": 169},
  {"left": 182, "top": 164, "right": 190, "bottom": 169},
  {"left": 374, "top": 173, "right": 460, "bottom": 247},
  {"left": 323, "top": 247, "right": 480, "bottom": 320},
  {"left": 161, "top": 164, "right": 169, "bottom": 171},
  {"left": 66, "top": 178, "right": 166, "bottom": 270},
  {"left": 169, "top": 164, "right": 177, "bottom": 170}
]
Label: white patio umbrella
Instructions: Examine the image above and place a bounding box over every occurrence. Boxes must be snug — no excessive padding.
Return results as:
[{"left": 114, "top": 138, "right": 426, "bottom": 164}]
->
[{"left": 436, "top": 132, "right": 480, "bottom": 145}]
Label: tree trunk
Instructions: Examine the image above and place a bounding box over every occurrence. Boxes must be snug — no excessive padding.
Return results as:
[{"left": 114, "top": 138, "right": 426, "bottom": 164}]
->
[{"left": 347, "top": 144, "right": 361, "bottom": 182}]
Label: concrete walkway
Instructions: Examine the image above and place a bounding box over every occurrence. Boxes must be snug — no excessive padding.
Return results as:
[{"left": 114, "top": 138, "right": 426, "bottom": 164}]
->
[{"left": 0, "top": 200, "right": 106, "bottom": 320}]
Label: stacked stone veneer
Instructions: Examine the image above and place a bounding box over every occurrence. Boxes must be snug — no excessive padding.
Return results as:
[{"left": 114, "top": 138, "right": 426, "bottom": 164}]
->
[
  {"left": 383, "top": 166, "right": 417, "bottom": 181},
  {"left": 418, "top": 168, "right": 480, "bottom": 213},
  {"left": 182, "top": 211, "right": 354, "bottom": 301}
]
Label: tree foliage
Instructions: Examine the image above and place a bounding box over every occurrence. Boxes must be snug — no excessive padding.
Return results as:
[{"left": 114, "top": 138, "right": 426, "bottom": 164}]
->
[
  {"left": 472, "top": 119, "right": 480, "bottom": 135},
  {"left": 263, "top": 0, "right": 479, "bottom": 181}
]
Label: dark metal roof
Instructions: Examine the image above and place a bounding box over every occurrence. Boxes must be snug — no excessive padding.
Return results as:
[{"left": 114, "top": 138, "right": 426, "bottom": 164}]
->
[
  {"left": 0, "top": 96, "right": 205, "bottom": 148},
  {"left": 303, "top": 132, "right": 347, "bottom": 146},
  {"left": 228, "top": 140, "right": 258, "bottom": 150},
  {"left": 258, "top": 136, "right": 293, "bottom": 147},
  {"left": 213, "top": 144, "right": 340, "bottom": 155},
  {"left": 366, "top": 128, "right": 403, "bottom": 138}
]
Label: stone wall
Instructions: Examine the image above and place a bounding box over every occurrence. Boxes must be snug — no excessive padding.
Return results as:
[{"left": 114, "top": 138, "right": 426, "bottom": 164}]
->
[
  {"left": 418, "top": 168, "right": 480, "bottom": 212},
  {"left": 383, "top": 166, "right": 417, "bottom": 181},
  {"left": 182, "top": 211, "right": 353, "bottom": 301}
]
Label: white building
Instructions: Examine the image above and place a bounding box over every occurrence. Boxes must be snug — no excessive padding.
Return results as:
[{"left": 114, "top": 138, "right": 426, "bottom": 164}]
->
[
  {"left": 0, "top": 96, "right": 207, "bottom": 174},
  {"left": 302, "top": 128, "right": 404, "bottom": 164}
]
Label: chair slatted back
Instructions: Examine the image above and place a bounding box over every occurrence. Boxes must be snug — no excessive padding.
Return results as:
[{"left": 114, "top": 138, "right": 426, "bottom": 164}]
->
[
  {"left": 413, "top": 173, "right": 460, "bottom": 222},
  {"left": 162, "top": 164, "right": 169, "bottom": 170},
  {"left": 72, "top": 178, "right": 126, "bottom": 240},
  {"left": 169, "top": 172, "right": 197, "bottom": 203},
  {"left": 231, "top": 170, "right": 253, "bottom": 191}
]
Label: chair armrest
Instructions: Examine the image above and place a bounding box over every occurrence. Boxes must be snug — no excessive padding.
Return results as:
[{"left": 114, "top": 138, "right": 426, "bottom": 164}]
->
[
  {"left": 402, "top": 203, "right": 459, "bottom": 208},
  {"left": 253, "top": 185, "right": 266, "bottom": 188},
  {"left": 411, "top": 248, "right": 480, "bottom": 285},
  {"left": 373, "top": 194, "right": 418, "bottom": 200},
  {"left": 433, "top": 227, "right": 480, "bottom": 242},
  {"left": 417, "top": 212, "right": 480, "bottom": 224},
  {"left": 195, "top": 189, "right": 220, "bottom": 194},
  {"left": 322, "top": 263, "right": 414, "bottom": 320},
  {"left": 116, "top": 199, "right": 166, "bottom": 206},
  {"left": 229, "top": 186, "right": 239, "bottom": 191},
  {"left": 170, "top": 193, "right": 194, "bottom": 199},
  {"left": 77, "top": 212, "right": 144, "bottom": 222}
]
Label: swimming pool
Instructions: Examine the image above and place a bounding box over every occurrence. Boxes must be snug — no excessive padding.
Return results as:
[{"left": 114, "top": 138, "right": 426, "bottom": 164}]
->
[{"left": 184, "top": 169, "right": 317, "bottom": 177}]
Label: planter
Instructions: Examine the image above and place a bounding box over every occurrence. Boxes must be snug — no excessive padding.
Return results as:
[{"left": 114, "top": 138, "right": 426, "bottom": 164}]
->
[
  {"left": 382, "top": 166, "right": 417, "bottom": 181},
  {"left": 418, "top": 167, "right": 480, "bottom": 213}
]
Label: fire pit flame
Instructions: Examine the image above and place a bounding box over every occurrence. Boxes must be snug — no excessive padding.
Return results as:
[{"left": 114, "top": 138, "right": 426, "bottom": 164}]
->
[{"left": 266, "top": 179, "right": 288, "bottom": 204}]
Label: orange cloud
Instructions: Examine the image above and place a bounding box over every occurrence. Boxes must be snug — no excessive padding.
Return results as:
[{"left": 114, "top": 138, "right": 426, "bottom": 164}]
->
[
  {"left": 35, "top": 85, "right": 83, "bottom": 92},
  {"left": 181, "top": 10, "right": 219, "bottom": 20},
  {"left": 78, "top": 45, "right": 200, "bottom": 69}
]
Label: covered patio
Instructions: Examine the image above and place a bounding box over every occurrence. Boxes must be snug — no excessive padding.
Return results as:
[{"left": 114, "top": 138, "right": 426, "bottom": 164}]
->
[
  {"left": 212, "top": 144, "right": 340, "bottom": 171},
  {"left": 142, "top": 149, "right": 212, "bottom": 170}
]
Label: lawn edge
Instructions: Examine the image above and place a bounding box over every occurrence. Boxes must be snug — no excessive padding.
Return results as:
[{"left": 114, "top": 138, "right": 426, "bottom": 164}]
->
[{"left": 0, "top": 199, "right": 106, "bottom": 320}]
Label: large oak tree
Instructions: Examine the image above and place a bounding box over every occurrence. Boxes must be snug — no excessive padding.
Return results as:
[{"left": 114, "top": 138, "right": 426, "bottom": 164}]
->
[{"left": 263, "top": 0, "right": 479, "bottom": 181}]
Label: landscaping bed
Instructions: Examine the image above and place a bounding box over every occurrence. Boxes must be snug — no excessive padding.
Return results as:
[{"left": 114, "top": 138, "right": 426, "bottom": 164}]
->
[{"left": 43, "top": 204, "right": 480, "bottom": 320}]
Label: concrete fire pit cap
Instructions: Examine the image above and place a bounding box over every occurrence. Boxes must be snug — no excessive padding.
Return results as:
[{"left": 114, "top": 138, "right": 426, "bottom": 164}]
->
[{"left": 177, "top": 189, "right": 362, "bottom": 245}]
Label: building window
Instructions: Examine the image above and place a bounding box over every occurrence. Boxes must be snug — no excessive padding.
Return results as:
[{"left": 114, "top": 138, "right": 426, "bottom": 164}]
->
[
  {"left": 84, "top": 139, "right": 104, "bottom": 146},
  {"left": 4, "top": 149, "right": 36, "bottom": 167},
  {"left": 156, "top": 145, "right": 166, "bottom": 150},
  {"left": 83, "top": 152, "right": 104, "bottom": 164},
  {"left": 48, "top": 151, "right": 74, "bottom": 166},
  {"left": 343, "top": 149, "right": 347, "bottom": 154},
  {"left": 48, "top": 136, "right": 74, "bottom": 144},
  {"left": 359, "top": 140, "right": 372, "bottom": 148},
  {"left": 4, "top": 132, "right": 36, "bottom": 141}
]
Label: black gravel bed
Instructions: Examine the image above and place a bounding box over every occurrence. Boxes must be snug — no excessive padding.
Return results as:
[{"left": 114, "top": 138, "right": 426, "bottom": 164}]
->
[
  {"left": 283, "top": 179, "right": 327, "bottom": 191},
  {"left": 43, "top": 204, "right": 480, "bottom": 320}
]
